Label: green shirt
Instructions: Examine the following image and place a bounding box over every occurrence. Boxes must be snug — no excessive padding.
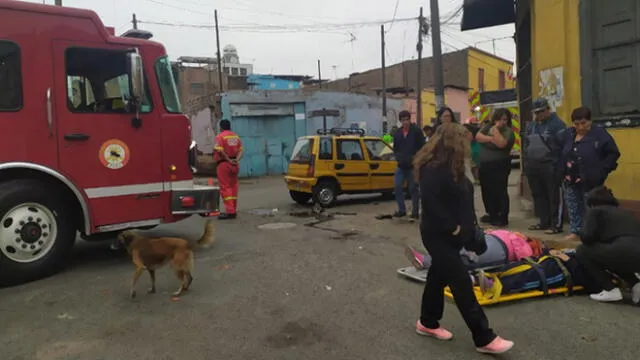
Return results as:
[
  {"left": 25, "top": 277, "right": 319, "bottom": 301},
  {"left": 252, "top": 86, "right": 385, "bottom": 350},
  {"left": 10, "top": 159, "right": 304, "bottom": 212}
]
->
[{"left": 477, "top": 125, "right": 515, "bottom": 164}]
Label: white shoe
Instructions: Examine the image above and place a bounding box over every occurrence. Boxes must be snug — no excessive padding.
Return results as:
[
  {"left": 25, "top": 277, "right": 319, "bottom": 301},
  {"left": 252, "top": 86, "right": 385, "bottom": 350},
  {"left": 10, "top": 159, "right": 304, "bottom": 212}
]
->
[
  {"left": 632, "top": 283, "right": 640, "bottom": 305},
  {"left": 589, "top": 288, "right": 623, "bottom": 302}
]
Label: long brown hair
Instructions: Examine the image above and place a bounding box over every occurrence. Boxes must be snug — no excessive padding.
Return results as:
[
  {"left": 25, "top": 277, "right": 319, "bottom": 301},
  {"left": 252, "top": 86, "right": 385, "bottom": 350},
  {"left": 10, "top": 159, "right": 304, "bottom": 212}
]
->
[{"left": 413, "top": 122, "right": 471, "bottom": 182}]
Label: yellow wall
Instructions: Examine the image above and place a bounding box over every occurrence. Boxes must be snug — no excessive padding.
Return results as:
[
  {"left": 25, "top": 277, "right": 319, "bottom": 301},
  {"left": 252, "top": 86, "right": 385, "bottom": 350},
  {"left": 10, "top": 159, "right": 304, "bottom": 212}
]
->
[
  {"left": 466, "top": 48, "right": 515, "bottom": 92},
  {"left": 421, "top": 89, "right": 436, "bottom": 125},
  {"left": 531, "top": 0, "right": 640, "bottom": 203},
  {"left": 531, "top": 0, "right": 581, "bottom": 124}
]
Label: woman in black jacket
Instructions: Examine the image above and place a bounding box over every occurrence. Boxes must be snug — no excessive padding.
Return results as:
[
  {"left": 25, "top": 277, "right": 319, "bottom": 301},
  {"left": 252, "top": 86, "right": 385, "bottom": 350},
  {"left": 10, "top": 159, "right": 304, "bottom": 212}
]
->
[
  {"left": 412, "top": 123, "right": 513, "bottom": 354},
  {"left": 575, "top": 186, "right": 640, "bottom": 303}
]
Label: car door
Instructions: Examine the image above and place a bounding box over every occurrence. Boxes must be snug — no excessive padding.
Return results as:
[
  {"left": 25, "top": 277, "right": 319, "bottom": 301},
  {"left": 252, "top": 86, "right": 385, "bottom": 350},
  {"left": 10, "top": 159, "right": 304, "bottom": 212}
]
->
[
  {"left": 334, "top": 138, "right": 370, "bottom": 191},
  {"left": 53, "top": 41, "right": 164, "bottom": 228},
  {"left": 364, "top": 138, "right": 396, "bottom": 191}
]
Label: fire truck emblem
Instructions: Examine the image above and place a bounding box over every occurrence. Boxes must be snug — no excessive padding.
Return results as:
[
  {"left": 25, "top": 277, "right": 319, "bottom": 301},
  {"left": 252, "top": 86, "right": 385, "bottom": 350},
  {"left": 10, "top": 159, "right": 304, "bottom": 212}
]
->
[{"left": 99, "top": 139, "right": 130, "bottom": 170}]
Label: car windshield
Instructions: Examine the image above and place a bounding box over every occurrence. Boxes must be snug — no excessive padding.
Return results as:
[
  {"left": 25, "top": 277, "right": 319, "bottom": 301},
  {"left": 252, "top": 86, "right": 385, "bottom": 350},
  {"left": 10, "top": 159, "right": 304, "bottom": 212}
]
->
[
  {"left": 290, "top": 138, "right": 314, "bottom": 163},
  {"left": 154, "top": 56, "right": 181, "bottom": 113},
  {"left": 365, "top": 139, "right": 395, "bottom": 161}
]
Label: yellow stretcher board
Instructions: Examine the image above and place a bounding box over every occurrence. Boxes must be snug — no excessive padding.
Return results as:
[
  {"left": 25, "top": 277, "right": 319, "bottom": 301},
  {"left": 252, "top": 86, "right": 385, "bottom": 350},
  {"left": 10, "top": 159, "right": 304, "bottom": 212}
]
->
[
  {"left": 444, "top": 254, "right": 584, "bottom": 306},
  {"left": 444, "top": 284, "right": 584, "bottom": 306}
]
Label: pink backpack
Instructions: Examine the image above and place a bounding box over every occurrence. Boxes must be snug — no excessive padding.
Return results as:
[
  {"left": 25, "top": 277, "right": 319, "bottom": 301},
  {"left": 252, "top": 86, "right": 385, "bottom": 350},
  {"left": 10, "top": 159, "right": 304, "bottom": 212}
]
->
[{"left": 486, "top": 229, "right": 533, "bottom": 261}]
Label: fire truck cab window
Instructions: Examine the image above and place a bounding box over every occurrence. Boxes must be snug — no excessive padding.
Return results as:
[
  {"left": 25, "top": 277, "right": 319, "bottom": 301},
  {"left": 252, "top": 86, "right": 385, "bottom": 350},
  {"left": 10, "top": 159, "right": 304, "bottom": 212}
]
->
[
  {"left": 65, "top": 47, "right": 151, "bottom": 114},
  {"left": 0, "top": 41, "right": 23, "bottom": 111}
]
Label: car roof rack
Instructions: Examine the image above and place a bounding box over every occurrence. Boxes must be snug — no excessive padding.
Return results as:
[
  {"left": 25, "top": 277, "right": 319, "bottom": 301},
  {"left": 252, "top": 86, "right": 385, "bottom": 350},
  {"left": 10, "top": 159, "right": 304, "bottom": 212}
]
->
[{"left": 316, "top": 127, "right": 366, "bottom": 136}]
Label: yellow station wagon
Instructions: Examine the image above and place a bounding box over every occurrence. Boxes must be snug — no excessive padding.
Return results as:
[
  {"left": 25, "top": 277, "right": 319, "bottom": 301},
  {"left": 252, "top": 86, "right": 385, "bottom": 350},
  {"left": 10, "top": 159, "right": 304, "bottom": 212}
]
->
[{"left": 284, "top": 128, "right": 397, "bottom": 207}]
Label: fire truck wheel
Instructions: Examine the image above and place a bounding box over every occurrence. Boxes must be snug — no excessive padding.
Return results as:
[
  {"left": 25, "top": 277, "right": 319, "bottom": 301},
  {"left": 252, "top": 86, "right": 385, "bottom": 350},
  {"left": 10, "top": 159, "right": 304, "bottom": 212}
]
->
[{"left": 0, "top": 180, "right": 76, "bottom": 286}]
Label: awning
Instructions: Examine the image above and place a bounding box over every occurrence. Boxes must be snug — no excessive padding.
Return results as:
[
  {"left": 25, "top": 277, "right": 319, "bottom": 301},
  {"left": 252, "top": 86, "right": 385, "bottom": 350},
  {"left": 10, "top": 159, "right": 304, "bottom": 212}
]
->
[{"left": 461, "top": 0, "right": 516, "bottom": 32}]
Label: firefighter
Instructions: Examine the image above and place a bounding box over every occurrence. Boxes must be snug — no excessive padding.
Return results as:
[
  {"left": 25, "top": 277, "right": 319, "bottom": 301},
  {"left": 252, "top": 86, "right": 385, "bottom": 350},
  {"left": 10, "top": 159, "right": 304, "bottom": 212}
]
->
[{"left": 213, "top": 119, "right": 243, "bottom": 220}]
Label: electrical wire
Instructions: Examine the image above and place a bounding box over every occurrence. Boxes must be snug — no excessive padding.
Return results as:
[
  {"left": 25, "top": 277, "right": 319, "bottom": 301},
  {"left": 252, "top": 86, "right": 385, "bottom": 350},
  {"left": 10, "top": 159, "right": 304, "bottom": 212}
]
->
[
  {"left": 387, "top": 0, "right": 401, "bottom": 32},
  {"left": 137, "top": 17, "right": 417, "bottom": 33}
]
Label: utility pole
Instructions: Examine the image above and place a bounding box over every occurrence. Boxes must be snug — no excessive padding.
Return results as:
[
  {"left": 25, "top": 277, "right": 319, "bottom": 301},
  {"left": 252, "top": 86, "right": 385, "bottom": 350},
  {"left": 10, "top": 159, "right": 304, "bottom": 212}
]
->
[
  {"left": 416, "top": 7, "right": 425, "bottom": 127},
  {"left": 430, "top": 0, "right": 445, "bottom": 111},
  {"left": 317, "top": 59, "right": 322, "bottom": 89},
  {"left": 381, "top": 24, "right": 387, "bottom": 121},
  {"left": 214, "top": 10, "right": 224, "bottom": 93},
  {"left": 132, "top": 13, "right": 138, "bottom": 29},
  {"left": 55, "top": 0, "right": 62, "bottom": 5}
]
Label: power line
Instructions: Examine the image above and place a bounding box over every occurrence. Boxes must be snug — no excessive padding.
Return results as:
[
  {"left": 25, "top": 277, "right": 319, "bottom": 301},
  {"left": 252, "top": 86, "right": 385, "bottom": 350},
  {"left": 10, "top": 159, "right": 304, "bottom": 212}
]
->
[
  {"left": 137, "top": 17, "right": 417, "bottom": 33},
  {"left": 387, "top": 0, "right": 401, "bottom": 32}
]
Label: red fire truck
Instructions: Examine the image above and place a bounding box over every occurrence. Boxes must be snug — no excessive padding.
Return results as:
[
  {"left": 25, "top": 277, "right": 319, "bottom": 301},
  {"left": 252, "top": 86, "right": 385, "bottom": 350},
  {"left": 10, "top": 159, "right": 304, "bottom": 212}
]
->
[{"left": 0, "top": 1, "right": 219, "bottom": 286}]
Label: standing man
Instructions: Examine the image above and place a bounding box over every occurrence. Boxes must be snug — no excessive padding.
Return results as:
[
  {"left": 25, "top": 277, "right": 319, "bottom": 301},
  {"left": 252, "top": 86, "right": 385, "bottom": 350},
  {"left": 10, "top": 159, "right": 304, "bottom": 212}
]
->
[
  {"left": 214, "top": 119, "right": 243, "bottom": 220},
  {"left": 524, "top": 98, "right": 566, "bottom": 234},
  {"left": 393, "top": 110, "right": 425, "bottom": 220}
]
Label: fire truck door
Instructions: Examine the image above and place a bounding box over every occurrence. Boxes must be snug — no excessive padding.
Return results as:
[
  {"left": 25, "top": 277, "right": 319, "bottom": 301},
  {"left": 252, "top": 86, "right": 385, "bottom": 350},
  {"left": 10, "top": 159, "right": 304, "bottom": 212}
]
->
[{"left": 53, "top": 41, "right": 164, "bottom": 228}]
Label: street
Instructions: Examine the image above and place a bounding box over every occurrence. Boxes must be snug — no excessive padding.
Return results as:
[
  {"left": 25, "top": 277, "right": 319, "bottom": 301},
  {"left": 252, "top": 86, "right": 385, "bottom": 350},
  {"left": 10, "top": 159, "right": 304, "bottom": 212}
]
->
[{"left": 1, "top": 173, "right": 639, "bottom": 360}]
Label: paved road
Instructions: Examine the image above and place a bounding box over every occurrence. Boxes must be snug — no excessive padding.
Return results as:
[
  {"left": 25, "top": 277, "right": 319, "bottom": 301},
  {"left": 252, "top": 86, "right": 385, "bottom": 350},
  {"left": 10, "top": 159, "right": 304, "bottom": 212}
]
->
[{"left": 1, "top": 176, "right": 639, "bottom": 360}]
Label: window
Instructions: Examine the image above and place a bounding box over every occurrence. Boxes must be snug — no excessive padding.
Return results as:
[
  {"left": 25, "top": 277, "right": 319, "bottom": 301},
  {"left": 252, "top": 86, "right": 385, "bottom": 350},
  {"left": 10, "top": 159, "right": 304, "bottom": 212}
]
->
[
  {"left": 478, "top": 68, "right": 485, "bottom": 92},
  {"left": 364, "top": 139, "right": 394, "bottom": 161},
  {"left": 190, "top": 83, "right": 204, "bottom": 95},
  {"left": 337, "top": 139, "right": 364, "bottom": 161},
  {"left": 239, "top": 68, "right": 247, "bottom": 76},
  {"left": 155, "top": 55, "right": 181, "bottom": 113},
  {"left": 290, "top": 138, "right": 314, "bottom": 163},
  {"left": 498, "top": 70, "right": 506, "bottom": 89},
  {"left": 65, "top": 48, "right": 152, "bottom": 113},
  {"left": 231, "top": 67, "right": 239, "bottom": 76},
  {"left": 0, "top": 41, "right": 23, "bottom": 111},
  {"left": 223, "top": 67, "right": 230, "bottom": 74},
  {"left": 318, "top": 137, "right": 333, "bottom": 160}
]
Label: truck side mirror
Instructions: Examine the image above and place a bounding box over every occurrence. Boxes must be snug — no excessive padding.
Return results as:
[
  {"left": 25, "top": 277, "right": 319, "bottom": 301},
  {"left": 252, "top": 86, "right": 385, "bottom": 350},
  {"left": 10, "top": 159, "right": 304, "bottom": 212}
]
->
[{"left": 126, "top": 52, "right": 144, "bottom": 128}]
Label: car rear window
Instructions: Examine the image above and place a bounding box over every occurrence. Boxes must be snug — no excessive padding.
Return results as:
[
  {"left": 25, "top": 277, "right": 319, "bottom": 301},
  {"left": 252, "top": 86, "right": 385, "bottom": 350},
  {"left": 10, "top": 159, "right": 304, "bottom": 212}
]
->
[{"left": 290, "top": 138, "right": 314, "bottom": 163}]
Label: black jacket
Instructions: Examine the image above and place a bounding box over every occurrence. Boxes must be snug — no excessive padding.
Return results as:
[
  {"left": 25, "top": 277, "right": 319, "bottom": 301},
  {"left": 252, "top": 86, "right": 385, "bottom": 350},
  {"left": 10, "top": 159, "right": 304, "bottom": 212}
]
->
[
  {"left": 558, "top": 126, "right": 620, "bottom": 190},
  {"left": 579, "top": 205, "right": 640, "bottom": 245},
  {"left": 419, "top": 164, "right": 475, "bottom": 249},
  {"left": 393, "top": 125, "right": 426, "bottom": 169}
]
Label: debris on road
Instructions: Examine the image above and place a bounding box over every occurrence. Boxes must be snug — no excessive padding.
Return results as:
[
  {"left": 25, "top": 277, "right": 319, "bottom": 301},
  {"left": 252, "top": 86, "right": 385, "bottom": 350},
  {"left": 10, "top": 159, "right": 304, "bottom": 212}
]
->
[
  {"left": 57, "top": 313, "right": 75, "bottom": 320},
  {"left": 324, "top": 285, "right": 332, "bottom": 291},
  {"left": 249, "top": 208, "right": 279, "bottom": 217},
  {"left": 375, "top": 214, "right": 393, "bottom": 220},
  {"left": 258, "top": 222, "right": 297, "bottom": 230}
]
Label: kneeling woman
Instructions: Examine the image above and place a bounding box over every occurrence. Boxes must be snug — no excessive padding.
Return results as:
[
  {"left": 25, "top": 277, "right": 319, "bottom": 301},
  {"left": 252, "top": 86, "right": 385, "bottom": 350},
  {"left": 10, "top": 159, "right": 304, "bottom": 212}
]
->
[{"left": 576, "top": 186, "right": 640, "bottom": 303}]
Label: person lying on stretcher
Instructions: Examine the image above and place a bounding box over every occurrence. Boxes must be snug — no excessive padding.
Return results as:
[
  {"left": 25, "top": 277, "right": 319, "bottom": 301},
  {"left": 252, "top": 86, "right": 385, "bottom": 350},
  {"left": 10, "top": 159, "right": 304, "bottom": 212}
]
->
[{"left": 405, "top": 229, "right": 545, "bottom": 271}]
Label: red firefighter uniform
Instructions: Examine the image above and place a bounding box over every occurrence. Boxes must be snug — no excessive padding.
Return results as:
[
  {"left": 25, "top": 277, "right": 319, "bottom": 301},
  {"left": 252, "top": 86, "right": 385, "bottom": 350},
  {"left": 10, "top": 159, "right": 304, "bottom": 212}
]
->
[{"left": 213, "top": 130, "right": 243, "bottom": 215}]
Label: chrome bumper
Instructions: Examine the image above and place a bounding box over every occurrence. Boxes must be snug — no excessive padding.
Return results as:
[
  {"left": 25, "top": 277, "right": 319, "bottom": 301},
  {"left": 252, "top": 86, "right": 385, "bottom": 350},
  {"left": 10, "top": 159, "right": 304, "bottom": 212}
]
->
[{"left": 171, "top": 184, "right": 220, "bottom": 215}]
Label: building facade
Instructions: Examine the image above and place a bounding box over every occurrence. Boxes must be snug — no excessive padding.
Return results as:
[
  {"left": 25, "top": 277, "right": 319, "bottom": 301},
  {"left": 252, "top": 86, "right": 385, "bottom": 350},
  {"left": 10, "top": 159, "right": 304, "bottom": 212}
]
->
[
  {"left": 310, "top": 47, "right": 514, "bottom": 122},
  {"left": 247, "top": 74, "right": 311, "bottom": 90},
  {"left": 463, "top": 0, "right": 640, "bottom": 213}
]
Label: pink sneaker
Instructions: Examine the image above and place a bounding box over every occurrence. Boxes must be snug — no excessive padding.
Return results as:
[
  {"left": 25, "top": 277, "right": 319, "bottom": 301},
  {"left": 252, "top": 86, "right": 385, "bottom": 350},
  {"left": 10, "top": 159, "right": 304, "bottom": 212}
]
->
[
  {"left": 405, "top": 246, "right": 425, "bottom": 270},
  {"left": 415, "top": 320, "right": 453, "bottom": 341},
  {"left": 477, "top": 336, "right": 514, "bottom": 354}
]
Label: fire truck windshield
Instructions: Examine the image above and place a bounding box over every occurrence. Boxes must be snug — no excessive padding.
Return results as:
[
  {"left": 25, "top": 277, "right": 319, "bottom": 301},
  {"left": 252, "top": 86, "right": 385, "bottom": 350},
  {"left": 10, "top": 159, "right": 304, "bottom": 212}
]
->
[{"left": 155, "top": 55, "right": 182, "bottom": 114}]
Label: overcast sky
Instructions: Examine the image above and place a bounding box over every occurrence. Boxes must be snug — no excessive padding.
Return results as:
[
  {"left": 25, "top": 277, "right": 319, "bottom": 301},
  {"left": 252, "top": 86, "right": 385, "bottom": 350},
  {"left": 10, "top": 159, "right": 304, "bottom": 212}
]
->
[{"left": 30, "top": 0, "right": 515, "bottom": 79}]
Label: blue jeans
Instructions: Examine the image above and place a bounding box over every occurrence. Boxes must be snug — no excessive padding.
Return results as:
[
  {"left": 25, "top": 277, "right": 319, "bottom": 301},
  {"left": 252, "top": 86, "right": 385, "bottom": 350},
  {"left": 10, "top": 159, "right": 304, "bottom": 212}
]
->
[
  {"left": 394, "top": 167, "right": 420, "bottom": 216},
  {"left": 563, "top": 183, "right": 586, "bottom": 234}
]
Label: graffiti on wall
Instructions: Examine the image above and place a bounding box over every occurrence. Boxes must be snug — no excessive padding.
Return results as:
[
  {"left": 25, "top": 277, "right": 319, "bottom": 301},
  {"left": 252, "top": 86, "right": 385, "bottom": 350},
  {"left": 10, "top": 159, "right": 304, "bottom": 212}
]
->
[{"left": 538, "top": 66, "right": 564, "bottom": 111}]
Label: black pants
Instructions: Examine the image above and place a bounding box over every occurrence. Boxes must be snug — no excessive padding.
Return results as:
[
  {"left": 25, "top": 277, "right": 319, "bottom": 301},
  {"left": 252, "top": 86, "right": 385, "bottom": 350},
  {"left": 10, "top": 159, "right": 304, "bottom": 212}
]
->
[
  {"left": 526, "top": 164, "right": 562, "bottom": 229},
  {"left": 575, "top": 237, "right": 640, "bottom": 291},
  {"left": 420, "top": 238, "right": 496, "bottom": 347},
  {"left": 479, "top": 159, "right": 511, "bottom": 223}
]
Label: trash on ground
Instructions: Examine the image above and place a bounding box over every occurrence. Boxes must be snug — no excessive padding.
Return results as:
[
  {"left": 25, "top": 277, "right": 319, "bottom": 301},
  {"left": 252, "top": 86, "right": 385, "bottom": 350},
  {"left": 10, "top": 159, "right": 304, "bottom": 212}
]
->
[
  {"left": 249, "top": 208, "right": 279, "bottom": 217},
  {"left": 258, "top": 222, "right": 297, "bottom": 230},
  {"left": 375, "top": 214, "right": 393, "bottom": 220},
  {"left": 324, "top": 285, "right": 332, "bottom": 291}
]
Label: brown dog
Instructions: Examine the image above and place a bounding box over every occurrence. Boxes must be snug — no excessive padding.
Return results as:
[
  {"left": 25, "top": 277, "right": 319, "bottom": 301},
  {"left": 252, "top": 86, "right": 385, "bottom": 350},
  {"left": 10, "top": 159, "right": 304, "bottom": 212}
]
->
[{"left": 117, "top": 219, "right": 215, "bottom": 299}]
